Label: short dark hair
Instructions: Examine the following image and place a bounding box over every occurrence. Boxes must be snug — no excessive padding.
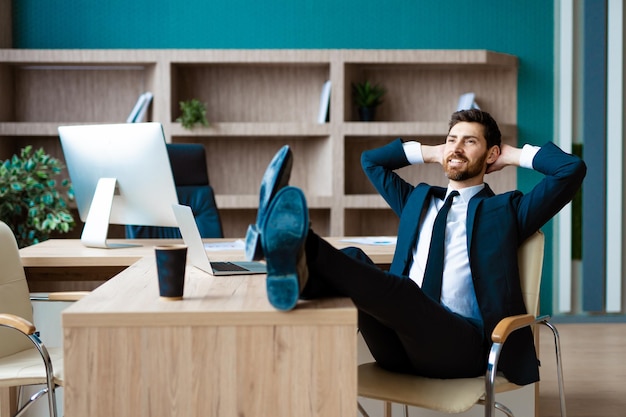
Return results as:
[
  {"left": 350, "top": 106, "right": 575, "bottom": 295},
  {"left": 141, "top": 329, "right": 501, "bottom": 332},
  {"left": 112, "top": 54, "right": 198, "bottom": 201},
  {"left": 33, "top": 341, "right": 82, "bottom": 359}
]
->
[{"left": 449, "top": 109, "right": 502, "bottom": 149}]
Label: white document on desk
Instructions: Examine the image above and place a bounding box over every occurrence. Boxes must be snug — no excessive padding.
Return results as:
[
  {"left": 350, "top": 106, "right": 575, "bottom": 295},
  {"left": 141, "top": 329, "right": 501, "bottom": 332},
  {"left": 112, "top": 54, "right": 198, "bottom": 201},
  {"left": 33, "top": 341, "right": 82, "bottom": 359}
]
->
[
  {"left": 204, "top": 240, "right": 245, "bottom": 251},
  {"left": 340, "top": 237, "right": 397, "bottom": 245}
]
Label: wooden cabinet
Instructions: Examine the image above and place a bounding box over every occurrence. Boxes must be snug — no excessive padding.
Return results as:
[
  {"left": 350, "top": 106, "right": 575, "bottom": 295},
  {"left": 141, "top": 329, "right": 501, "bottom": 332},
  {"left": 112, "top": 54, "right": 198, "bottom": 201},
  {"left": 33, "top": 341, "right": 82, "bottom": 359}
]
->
[{"left": 0, "top": 49, "right": 518, "bottom": 237}]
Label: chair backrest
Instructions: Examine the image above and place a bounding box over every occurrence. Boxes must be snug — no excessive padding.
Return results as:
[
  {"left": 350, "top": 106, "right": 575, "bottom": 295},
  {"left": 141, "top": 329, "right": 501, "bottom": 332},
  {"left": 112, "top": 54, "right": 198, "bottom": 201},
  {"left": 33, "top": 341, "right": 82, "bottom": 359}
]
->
[
  {"left": 0, "top": 221, "right": 35, "bottom": 358},
  {"left": 517, "top": 231, "right": 545, "bottom": 316},
  {"left": 125, "top": 143, "right": 224, "bottom": 238},
  {"left": 167, "top": 143, "right": 210, "bottom": 186}
]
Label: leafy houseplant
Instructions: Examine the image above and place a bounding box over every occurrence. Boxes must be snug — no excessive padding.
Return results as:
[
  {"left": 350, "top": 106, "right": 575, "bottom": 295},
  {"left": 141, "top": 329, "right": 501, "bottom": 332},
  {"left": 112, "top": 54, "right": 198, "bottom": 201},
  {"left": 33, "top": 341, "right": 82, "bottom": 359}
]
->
[
  {"left": 0, "top": 146, "right": 75, "bottom": 248},
  {"left": 352, "top": 81, "right": 387, "bottom": 121},
  {"left": 176, "top": 99, "right": 210, "bottom": 130}
]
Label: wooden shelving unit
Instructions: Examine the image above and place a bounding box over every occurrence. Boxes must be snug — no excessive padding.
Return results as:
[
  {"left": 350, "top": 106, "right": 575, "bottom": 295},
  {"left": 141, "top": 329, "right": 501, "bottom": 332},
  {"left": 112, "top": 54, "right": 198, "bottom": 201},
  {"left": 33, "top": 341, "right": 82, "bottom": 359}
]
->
[{"left": 0, "top": 49, "right": 518, "bottom": 238}]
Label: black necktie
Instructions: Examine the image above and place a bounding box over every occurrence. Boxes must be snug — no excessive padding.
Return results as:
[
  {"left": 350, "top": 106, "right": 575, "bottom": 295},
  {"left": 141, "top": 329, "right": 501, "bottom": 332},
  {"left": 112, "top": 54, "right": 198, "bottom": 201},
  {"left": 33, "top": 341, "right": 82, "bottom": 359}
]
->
[{"left": 421, "top": 190, "right": 459, "bottom": 302}]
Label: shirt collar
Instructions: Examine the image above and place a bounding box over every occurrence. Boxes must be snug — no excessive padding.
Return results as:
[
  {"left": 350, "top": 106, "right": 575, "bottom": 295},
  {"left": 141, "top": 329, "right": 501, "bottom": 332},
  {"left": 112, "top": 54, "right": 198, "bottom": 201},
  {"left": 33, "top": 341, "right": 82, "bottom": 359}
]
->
[{"left": 446, "top": 184, "right": 485, "bottom": 203}]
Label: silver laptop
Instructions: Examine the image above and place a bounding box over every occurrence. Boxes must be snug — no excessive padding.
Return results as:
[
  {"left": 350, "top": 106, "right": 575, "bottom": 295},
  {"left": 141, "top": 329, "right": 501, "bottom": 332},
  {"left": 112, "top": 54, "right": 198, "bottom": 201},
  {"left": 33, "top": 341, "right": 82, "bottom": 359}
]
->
[{"left": 172, "top": 204, "right": 266, "bottom": 276}]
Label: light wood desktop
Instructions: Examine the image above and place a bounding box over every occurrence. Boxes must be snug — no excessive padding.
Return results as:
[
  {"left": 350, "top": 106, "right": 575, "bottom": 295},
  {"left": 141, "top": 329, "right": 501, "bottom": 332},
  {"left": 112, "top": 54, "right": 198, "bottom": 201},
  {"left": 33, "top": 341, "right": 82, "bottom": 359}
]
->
[
  {"left": 59, "top": 238, "right": 394, "bottom": 417},
  {"left": 19, "top": 238, "right": 174, "bottom": 292},
  {"left": 19, "top": 237, "right": 394, "bottom": 292}
]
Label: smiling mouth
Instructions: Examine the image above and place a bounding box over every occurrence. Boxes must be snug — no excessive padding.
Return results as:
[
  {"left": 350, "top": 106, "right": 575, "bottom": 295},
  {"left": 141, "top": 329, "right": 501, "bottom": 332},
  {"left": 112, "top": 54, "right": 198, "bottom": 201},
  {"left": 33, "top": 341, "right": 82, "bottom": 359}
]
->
[{"left": 447, "top": 158, "right": 467, "bottom": 167}]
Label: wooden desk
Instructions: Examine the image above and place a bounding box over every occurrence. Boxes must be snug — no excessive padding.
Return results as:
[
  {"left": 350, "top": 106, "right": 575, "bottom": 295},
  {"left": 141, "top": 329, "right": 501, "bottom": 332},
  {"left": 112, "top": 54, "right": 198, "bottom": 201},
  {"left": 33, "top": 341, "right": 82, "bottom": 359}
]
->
[
  {"left": 19, "top": 237, "right": 394, "bottom": 292},
  {"left": 19, "top": 238, "right": 175, "bottom": 291},
  {"left": 62, "top": 257, "right": 358, "bottom": 417}
]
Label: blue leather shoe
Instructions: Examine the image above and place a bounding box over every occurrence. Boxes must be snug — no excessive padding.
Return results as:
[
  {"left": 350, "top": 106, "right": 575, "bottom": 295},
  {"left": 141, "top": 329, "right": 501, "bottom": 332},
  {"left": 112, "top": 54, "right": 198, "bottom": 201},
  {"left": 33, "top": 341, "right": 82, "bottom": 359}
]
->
[
  {"left": 260, "top": 186, "right": 309, "bottom": 311},
  {"left": 245, "top": 145, "right": 293, "bottom": 261}
]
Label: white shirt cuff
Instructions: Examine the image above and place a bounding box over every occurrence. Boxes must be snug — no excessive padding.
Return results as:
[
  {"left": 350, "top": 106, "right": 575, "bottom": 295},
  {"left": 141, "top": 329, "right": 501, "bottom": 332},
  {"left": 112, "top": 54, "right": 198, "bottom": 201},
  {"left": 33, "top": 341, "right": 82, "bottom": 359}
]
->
[
  {"left": 520, "top": 144, "right": 541, "bottom": 169},
  {"left": 402, "top": 141, "right": 424, "bottom": 164}
]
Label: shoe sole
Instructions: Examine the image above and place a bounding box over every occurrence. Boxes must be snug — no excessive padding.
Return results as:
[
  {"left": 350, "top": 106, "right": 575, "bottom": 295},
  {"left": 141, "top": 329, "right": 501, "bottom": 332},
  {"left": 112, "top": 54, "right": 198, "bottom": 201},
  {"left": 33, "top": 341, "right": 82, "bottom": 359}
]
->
[{"left": 261, "top": 186, "right": 308, "bottom": 311}]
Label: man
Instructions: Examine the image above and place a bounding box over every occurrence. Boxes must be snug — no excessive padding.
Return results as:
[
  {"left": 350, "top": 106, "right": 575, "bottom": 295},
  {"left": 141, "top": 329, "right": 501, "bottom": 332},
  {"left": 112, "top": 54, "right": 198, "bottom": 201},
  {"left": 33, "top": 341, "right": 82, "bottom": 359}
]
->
[{"left": 247, "top": 109, "right": 586, "bottom": 385}]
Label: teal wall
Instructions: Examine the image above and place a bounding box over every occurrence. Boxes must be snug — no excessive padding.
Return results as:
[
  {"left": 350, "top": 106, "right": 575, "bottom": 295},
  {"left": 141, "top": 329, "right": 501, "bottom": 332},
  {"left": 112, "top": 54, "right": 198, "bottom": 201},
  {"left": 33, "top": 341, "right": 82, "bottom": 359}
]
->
[{"left": 12, "top": 0, "right": 556, "bottom": 312}]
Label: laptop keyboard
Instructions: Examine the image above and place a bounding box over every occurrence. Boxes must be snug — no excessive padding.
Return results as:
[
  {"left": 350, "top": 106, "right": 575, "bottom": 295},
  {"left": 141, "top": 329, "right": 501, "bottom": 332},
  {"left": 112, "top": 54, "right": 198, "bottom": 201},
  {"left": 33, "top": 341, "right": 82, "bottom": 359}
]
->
[{"left": 211, "top": 261, "right": 249, "bottom": 272}]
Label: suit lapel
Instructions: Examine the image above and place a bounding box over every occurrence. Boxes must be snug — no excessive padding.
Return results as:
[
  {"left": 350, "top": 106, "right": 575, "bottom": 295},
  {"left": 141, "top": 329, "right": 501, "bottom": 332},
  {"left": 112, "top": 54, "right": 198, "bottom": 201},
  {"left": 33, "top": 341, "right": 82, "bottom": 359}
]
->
[
  {"left": 391, "top": 184, "right": 444, "bottom": 275},
  {"left": 466, "top": 184, "right": 494, "bottom": 252}
]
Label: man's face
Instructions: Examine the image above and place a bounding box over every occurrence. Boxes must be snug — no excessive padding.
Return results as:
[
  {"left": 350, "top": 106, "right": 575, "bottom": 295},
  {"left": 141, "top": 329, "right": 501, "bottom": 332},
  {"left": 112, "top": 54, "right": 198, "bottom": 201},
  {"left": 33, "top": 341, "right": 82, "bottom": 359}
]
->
[{"left": 443, "top": 122, "right": 493, "bottom": 186}]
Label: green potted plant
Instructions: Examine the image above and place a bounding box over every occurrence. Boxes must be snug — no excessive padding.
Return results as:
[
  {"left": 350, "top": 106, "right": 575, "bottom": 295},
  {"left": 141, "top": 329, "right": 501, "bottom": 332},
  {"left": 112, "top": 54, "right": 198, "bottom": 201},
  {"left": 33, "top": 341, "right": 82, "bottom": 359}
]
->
[
  {"left": 176, "top": 99, "right": 210, "bottom": 130},
  {"left": 352, "top": 80, "right": 386, "bottom": 121},
  {"left": 0, "top": 146, "right": 75, "bottom": 248}
]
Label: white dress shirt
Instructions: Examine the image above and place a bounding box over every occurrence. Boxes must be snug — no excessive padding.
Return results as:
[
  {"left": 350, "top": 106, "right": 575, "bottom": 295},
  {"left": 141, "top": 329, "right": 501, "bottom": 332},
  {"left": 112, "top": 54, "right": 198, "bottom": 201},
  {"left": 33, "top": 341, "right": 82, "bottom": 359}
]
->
[{"left": 401, "top": 141, "right": 539, "bottom": 322}]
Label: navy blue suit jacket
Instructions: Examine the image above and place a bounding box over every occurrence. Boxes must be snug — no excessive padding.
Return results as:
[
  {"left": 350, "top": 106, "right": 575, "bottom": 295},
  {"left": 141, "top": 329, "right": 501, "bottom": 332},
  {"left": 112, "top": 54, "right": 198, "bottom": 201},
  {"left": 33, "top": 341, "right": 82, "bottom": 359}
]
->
[{"left": 361, "top": 138, "right": 586, "bottom": 385}]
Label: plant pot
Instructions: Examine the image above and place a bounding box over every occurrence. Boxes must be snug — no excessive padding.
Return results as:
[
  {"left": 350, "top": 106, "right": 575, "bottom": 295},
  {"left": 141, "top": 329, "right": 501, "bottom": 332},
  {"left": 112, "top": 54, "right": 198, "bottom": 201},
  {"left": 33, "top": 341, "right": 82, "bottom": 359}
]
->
[{"left": 358, "top": 106, "right": 377, "bottom": 122}]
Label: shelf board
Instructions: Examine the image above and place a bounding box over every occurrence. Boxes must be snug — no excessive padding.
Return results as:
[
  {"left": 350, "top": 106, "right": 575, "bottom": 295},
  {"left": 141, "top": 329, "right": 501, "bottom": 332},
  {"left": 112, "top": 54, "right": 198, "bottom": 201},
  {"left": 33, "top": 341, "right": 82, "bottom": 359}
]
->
[
  {"left": 0, "top": 122, "right": 64, "bottom": 136},
  {"left": 169, "top": 122, "right": 331, "bottom": 137},
  {"left": 342, "top": 49, "right": 518, "bottom": 67},
  {"left": 167, "top": 49, "right": 334, "bottom": 63},
  {"left": 0, "top": 121, "right": 516, "bottom": 140},
  {"left": 0, "top": 49, "right": 516, "bottom": 67},
  {"left": 0, "top": 122, "right": 162, "bottom": 136},
  {"left": 0, "top": 49, "right": 161, "bottom": 64}
]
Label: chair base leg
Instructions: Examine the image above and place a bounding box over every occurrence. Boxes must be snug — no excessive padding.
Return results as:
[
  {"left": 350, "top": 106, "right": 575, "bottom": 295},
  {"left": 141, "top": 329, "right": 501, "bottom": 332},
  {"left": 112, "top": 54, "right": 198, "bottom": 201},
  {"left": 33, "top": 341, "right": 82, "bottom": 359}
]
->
[
  {"left": 13, "top": 387, "right": 48, "bottom": 417},
  {"left": 542, "top": 320, "right": 567, "bottom": 417},
  {"left": 494, "top": 402, "right": 514, "bottom": 417},
  {"left": 357, "top": 401, "right": 371, "bottom": 417},
  {"left": 478, "top": 399, "right": 514, "bottom": 417}
]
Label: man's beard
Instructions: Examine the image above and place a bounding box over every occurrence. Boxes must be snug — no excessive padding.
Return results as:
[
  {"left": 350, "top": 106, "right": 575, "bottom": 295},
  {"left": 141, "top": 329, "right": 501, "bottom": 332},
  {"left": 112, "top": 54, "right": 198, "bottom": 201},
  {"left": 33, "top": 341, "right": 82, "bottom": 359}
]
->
[{"left": 444, "top": 152, "right": 488, "bottom": 181}]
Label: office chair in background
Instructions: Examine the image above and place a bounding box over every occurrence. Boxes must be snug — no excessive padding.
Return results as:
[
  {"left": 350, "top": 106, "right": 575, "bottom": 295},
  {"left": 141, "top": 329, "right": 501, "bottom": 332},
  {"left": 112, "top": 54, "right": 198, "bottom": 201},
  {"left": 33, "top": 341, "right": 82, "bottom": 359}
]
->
[
  {"left": 357, "top": 231, "right": 567, "bottom": 417},
  {"left": 126, "top": 143, "right": 224, "bottom": 239}
]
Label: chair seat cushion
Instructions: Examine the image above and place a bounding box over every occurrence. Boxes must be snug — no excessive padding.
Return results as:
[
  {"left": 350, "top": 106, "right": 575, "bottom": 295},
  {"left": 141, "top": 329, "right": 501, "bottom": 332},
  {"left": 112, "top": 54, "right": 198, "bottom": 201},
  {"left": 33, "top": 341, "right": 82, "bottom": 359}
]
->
[
  {"left": 358, "top": 362, "right": 520, "bottom": 413},
  {"left": 0, "top": 346, "right": 63, "bottom": 387}
]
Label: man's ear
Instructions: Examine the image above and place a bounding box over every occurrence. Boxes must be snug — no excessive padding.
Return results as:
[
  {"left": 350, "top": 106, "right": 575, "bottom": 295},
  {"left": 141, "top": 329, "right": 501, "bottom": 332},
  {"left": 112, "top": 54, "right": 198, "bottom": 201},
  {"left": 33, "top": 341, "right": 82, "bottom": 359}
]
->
[{"left": 486, "top": 145, "right": 500, "bottom": 164}]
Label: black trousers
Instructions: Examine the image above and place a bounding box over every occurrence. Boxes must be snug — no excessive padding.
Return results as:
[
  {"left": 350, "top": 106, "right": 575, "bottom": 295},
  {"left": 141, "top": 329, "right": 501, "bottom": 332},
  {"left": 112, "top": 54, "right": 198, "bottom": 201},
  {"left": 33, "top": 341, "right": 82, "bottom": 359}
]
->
[{"left": 302, "top": 231, "right": 487, "bottom": 379}]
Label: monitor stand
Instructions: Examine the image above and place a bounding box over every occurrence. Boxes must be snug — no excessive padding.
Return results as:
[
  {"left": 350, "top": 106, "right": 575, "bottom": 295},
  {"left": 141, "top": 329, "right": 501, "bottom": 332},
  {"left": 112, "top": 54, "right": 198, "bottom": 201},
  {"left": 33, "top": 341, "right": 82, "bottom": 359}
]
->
[{"left": 80, "top": 178, "right": 139, "bottom": 249}]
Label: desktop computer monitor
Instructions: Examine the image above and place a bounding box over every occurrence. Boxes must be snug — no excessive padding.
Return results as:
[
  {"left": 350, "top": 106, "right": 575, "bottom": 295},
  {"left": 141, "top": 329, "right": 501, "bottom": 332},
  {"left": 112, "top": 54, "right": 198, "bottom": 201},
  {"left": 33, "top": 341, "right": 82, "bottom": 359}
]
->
[{"left": 58, "top": 122, "right": 179, "bottom": 248}]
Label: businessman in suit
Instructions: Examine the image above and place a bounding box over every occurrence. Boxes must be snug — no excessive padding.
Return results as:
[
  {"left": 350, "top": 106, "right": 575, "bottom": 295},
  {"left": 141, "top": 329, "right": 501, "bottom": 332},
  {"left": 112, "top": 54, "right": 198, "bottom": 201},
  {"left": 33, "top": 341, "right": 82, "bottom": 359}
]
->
[{"left": 255, "top": 109, "right": 586, "bottom": 385}]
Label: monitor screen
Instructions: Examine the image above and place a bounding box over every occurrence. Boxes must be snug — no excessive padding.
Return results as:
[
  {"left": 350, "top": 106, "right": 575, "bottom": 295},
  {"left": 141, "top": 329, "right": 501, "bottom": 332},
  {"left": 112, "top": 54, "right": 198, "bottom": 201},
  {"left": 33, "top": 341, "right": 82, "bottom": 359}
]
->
[{"left": 58, "top": 122, "right": 179, "bottom": 248}]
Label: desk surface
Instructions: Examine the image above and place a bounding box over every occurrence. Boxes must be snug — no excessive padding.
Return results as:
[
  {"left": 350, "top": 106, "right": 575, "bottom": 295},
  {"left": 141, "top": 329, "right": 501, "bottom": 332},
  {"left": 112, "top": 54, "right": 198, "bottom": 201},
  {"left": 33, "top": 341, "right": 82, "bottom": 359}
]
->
[
  {"left": 63, "top": 256, "right": 356, "bottom": 328},
  {"left": 20, "top": 236, "right": 394, "bottom": 292},
  {"left": 19, "top": 238, "right": 207, "bottom": 267},
  {"left": 20, "top": 236, "right": 395, "bottom": 267}
]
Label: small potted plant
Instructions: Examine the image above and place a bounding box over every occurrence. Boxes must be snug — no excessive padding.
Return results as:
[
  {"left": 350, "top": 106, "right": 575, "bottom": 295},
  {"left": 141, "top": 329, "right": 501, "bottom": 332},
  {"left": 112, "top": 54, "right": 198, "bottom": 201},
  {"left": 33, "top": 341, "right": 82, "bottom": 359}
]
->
[
  {"left": 352, "top": 80, "right": 386, "bottom": 122},
  {"left": 0, "top": 146, "right": 75, "bottom": 248},
  {"left": 176, "top": 99, "right": 210, "bottom": 130}
]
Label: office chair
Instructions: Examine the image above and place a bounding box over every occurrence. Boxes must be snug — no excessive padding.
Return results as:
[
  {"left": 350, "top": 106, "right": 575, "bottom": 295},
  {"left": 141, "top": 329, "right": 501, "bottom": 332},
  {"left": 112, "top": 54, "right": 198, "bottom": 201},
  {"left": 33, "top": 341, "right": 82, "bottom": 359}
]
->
[
  {"left": 0, "top": 221, "right": 87, "bottom": 417},
  {"left": 126, "top": 143, "right": 224, "bottom": 239},
  {"left": 357, "top": 231, "right": 567, "bottom": 417}
]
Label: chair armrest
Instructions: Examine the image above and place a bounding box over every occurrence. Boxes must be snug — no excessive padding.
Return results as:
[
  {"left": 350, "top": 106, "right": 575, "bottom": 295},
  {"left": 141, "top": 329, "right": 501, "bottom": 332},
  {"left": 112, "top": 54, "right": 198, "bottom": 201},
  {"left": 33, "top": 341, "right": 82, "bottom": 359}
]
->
[
  {"left": 485, "top": 314, "right": 549, "bottom": 417},
  {"left": 491, "top": 313, "right": 553, "bottom": 344},
  {"left": 0, "top": 313, "right": 36, "bottom": 335},
  {"left": 490, "top": 313, "right": 535, "bottom": 344},
  {"left": 30, "top": 291, "right": 90, "bottom": 302}
]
